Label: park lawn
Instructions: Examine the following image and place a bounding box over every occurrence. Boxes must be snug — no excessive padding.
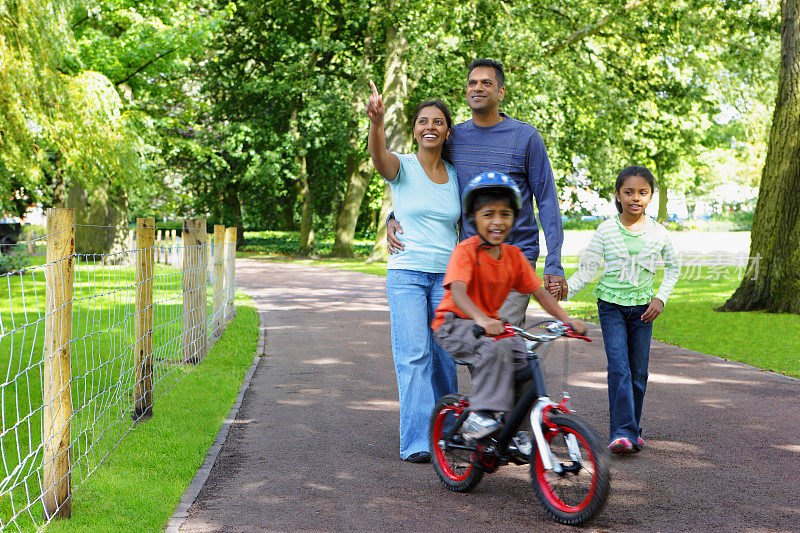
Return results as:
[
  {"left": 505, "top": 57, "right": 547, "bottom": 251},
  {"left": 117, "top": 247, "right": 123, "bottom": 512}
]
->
[
  {"left": 46, "top": 295, "right": 259, "bottom": 533},
  {"left": 244, "top": 252, "right": 800, "bottom": 378}
]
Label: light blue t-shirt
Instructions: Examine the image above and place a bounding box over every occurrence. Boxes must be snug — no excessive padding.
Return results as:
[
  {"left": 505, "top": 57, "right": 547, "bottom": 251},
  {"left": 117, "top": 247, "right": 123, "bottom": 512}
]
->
[{"left": 387, "top": 153, "right": 460, "bottom": 273}]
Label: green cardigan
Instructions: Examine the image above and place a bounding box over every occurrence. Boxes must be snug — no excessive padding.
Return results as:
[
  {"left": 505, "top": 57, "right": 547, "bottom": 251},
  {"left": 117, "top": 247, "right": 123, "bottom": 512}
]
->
[{"left": 566, "top": 216, "right": 680, "bottom": 306}]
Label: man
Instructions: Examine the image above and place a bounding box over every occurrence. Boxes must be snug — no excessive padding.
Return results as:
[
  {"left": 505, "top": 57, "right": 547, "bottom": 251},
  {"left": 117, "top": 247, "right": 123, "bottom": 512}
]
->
[{"left": 388, "top": 58, "right": 567, "bottom": 326}]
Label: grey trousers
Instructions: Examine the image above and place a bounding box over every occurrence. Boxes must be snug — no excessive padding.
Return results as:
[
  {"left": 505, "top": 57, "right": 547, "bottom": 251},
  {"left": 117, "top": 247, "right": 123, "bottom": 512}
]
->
[{"left": 434, "top": 313, "right": 527, "bottom": 412}]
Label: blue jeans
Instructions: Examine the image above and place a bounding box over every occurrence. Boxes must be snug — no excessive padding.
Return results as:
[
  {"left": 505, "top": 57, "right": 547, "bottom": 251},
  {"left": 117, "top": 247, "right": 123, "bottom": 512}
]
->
[
  {"left": 386, "top": 269, "right": 458, "bottom": 458},
  {"left": 597, "top": 299, "right": 653, "bottom": 443}
]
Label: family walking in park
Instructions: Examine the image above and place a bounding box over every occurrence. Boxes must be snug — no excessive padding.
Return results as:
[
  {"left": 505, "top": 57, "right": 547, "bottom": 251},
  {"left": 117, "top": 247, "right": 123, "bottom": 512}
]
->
[{"left": 366, "top": 58, "right": 679, "bottom": 467}]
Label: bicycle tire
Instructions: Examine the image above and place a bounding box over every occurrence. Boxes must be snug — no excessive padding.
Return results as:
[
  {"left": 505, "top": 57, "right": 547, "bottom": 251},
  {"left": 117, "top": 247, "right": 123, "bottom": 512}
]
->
[
  {"left": 531, "top": 413, "right": 610, "bottom": 525},
  {"left": 429, "top": 394, "right": 484, "bottom": 492}
]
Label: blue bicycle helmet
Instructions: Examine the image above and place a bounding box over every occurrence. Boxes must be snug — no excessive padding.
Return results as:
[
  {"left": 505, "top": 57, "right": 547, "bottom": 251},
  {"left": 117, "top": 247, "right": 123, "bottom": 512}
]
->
[{"left": 462, "top": 172, "right": 522, "bottom": 223}]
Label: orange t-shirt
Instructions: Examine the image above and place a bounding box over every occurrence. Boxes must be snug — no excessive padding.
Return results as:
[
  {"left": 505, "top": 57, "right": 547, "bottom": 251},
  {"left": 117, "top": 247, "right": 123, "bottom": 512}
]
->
[{"left": 432, "top": 236, "right": 543, "bottom": 330}]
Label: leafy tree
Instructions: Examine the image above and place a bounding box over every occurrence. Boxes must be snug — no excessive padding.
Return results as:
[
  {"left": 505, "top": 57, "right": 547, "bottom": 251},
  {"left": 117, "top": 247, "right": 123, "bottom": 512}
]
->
[
  {"left": 0, "top": 0, "right": 143, "bottom": 221},
  {"left": 719, "top": 0, "right": 800, "bottom": 314}
]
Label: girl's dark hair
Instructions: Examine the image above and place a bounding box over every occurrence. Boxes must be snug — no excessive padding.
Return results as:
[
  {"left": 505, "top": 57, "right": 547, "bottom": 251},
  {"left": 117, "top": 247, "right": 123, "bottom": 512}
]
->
[
  {"left": 411, "top": 99, "right": 453, "bottom": 131},
  {"left": 614, "top": 166, "right": 656, "bottom": 213}
]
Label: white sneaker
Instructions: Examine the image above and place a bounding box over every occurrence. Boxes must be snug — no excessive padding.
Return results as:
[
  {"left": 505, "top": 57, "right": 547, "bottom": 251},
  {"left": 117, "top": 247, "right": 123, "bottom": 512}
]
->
[
  {"left": 510, "top": 431, "right": 533, "bottom": 458},
  {"left": 461, "top": 412, "right": 500, "bottom": 441}
]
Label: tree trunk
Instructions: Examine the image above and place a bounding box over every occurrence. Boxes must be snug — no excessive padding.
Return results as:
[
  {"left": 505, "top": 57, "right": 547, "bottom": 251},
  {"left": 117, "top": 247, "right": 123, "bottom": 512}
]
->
[
  {"left": 67, "top": 184, "right": 129, "bottom": 259},
  {"left": 653, "top": 159, "right": 669, "bottom": 223},
  {"left": 330, "top": 5, "right": 379, "bottom": 257},
  {"left": 718, "top": 0, "right": 800, "bottom": 314},
  {"left": 367, "top": 182, "right": 393, "bottom": 263},
  {"left": 367, "top": 18, "right": 411, "bottom": 263},
  {"left": 657, "top": 183, "right": 668, "bottom": 223},
  {"left": 290, "top": 109, "right": 315, "bottom": 255},
  {"left": 296, "top": 170, "right": 315, "bottom": 255},
  {"left": 331, "top": 153, "right": 372, "bottom": 257}
]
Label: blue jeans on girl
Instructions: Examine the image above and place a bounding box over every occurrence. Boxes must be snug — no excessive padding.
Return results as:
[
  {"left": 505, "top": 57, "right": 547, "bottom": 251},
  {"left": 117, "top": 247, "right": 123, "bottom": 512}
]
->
[
  {"left": 597, "top": 299, "right": 653, "bottom": 443},
  {"left": 386, "top": 269, "right": 458, "bottom": 459}
]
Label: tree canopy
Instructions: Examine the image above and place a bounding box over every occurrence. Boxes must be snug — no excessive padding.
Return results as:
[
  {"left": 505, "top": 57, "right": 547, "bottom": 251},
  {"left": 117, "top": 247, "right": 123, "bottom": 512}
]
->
[{"left": 0, "top": 0, "right": 783, "bottom": 252}]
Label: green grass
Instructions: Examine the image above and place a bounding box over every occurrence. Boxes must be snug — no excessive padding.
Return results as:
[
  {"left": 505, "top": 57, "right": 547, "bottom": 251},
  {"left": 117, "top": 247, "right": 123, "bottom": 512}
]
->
[
  {"left": 239, "top": 229, "right": 375, "bottom": 257},
  {"left": 244, "top": 253, "right": 800, "bottom": 378},
  {"left": 46, "top": 298, "right": 258, "bottom": 533},
  {"left": 0, "top": 256, "right": 238, "bottom": 530}
]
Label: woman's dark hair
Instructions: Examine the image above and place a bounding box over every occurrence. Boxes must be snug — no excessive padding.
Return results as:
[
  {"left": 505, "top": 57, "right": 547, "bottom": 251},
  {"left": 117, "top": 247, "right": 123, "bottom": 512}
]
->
[
  {"left": 468, "top": 58, "right": 505, "bottom": 87},
  {"left": 411, "top": 99, "right": 453, "bottom": 131},
  {"left": 614, "top": 166, "right": 656, "bottom": 213}
]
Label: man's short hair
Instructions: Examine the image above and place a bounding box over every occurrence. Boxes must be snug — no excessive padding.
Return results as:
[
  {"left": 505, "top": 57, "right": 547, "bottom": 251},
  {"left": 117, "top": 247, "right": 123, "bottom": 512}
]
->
[{"left": 468, "top": 59, "right": 505, "bottom": 87}]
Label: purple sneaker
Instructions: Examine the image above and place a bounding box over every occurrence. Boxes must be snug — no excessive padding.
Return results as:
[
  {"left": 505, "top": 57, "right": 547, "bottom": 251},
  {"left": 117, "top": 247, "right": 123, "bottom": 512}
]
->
[{"left": 609, "top": 437, "right": 635, "bottom": 455}]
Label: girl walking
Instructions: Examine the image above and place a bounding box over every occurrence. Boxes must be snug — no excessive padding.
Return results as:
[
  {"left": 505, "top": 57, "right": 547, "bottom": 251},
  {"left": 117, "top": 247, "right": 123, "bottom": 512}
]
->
[{"left": 559, "top": 166, "right": 680, "bottom": 454}]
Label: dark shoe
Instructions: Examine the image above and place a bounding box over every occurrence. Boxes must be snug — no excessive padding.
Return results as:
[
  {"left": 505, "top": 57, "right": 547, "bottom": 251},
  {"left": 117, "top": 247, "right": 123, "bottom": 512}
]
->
[{"left": 405, "top": 451, "right": 431, "bottom": 463}]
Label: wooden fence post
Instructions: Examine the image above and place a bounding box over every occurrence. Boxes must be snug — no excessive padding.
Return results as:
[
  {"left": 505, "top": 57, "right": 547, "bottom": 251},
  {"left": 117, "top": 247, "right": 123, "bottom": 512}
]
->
[
  {"left": 212, "top": 225, "right": 225, "bottom": 337},
  {"left": 224, "top": 227, "right": 237, "bottom": 322},
  {"left": 170, "top": 229, "right": 177, "bottom": 267},
  {"left": 182, "top": 219, "right": 207, "bottom": 363},
  {"left": 42, "top": 208, "right": 74, "bottom": 520},
  {"left": 133, "top": 218, "right": 155, "bottom": 421}
]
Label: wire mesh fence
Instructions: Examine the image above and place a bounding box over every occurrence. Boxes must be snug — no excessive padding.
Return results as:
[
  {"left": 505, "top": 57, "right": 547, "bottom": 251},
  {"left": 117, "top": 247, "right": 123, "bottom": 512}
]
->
[{"left": 0, "top": 210, "right": 237, "bottom": 531}]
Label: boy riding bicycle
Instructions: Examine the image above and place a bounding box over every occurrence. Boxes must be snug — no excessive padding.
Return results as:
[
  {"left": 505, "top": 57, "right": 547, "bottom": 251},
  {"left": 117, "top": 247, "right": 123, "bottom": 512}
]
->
[{"left": 431, "top": 172, "right": 586, "bottom": 441}]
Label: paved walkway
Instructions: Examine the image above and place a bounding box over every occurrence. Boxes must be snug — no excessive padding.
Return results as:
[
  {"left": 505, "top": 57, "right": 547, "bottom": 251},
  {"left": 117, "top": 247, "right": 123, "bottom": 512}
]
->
[{"left": 180, "top": 259, "right": 799, "bottom": 532}]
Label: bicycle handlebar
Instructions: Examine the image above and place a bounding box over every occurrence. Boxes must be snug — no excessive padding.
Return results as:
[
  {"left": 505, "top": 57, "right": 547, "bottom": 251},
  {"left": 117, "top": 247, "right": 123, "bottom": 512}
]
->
[{"left": 472, "top": 321, "right": 592, "bottom": 343}]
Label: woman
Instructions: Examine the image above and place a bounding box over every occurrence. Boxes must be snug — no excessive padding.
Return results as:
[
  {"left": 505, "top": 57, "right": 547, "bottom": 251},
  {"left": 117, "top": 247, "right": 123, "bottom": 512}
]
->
[{"left": 366, "top": 81, "right": 460, "bottom": 463}]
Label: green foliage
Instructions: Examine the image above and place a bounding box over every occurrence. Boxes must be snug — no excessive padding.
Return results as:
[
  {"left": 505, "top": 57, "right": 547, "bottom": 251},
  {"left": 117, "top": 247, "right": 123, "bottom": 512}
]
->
[
  {"left": 709, "top": 210, "right": 754, "bottom": 231},
  {"left": 561, "top": 218, "right": 606, "bottom": 231},
  {"left": 0, "top": 254, "right": 29, "bottom": 275},
  {"left": 0, "top": 0, "right": 145, "bottom": 216},
  {"left": 70, "top": 0, "right": 230, "bottom": 222}
]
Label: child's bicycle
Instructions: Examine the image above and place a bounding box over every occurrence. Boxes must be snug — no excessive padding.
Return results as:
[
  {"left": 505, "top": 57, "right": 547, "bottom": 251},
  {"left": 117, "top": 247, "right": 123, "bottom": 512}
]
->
[{"left": 429, "top": 321, "right": 611, "bottom": 526}]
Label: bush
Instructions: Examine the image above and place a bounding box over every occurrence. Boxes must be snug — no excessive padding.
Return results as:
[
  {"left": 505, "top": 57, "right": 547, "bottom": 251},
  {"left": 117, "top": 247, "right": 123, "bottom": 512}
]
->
[
  {"left": 562, "top": 218, "right": 606, "bottom": 231},
  {"left": 710, "top": 210, "right": 753, "bottom": 231},
  {"left": 0, "top": 253, "right": 29, "bottom": 275}
]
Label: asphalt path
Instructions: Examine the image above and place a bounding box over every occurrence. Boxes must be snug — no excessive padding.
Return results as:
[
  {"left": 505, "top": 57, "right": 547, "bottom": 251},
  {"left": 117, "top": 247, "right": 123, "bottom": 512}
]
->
[{"left": 180, "top": 259, "right": 800, "bottom": 533}]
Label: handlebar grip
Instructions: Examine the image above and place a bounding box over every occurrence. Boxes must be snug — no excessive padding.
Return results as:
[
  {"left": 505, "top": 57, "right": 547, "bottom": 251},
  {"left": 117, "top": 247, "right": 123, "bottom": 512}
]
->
[{"left": 472, "top": 324, "right": 486, "bottom": 338}]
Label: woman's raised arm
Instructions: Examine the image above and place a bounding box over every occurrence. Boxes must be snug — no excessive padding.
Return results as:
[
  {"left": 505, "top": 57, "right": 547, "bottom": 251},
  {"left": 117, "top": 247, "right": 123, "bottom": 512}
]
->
[{"left": 367, "top": 80, "right": 401, "bottom": 181}]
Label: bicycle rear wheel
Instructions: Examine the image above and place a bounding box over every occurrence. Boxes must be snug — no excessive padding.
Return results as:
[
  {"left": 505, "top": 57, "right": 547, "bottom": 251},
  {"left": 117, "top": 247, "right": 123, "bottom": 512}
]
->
[
  {"left": 429, "top": 394, "right": 484, "bottom": 492},
  {"left": 531, "top": 413, "right": 610, "bottom": 525}
]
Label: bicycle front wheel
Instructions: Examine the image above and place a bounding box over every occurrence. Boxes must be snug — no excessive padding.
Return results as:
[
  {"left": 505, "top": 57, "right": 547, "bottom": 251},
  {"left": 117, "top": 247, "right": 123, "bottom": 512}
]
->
[{"left": 531, "top": 413, "right": 610, "bottom": 525}]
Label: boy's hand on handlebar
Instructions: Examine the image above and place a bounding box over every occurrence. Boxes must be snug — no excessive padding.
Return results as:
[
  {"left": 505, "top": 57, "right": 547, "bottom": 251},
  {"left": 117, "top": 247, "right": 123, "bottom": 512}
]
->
[
  {"left": 568, "top": 319, "right": 587, "bottom": 336},
  {"left": 478, "top": 318, "right": 506, "bottom": 337},
  {"left": 386, "top": 218, "right": 404, "bottom": 254},
  {"left": 640, "top": 298, "right": 664, "bottom": 323}
]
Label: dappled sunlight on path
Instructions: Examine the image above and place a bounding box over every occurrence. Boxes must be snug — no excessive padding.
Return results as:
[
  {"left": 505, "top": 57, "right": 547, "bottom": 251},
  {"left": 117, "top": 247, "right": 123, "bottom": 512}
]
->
[{"left": 179, "top": 259, "right": 800, "bottom": 533}]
